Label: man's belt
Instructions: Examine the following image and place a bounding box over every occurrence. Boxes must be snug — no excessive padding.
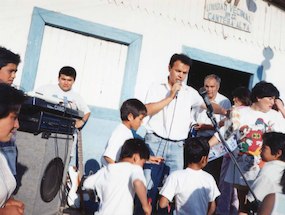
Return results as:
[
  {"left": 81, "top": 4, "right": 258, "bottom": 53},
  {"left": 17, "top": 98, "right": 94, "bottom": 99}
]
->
[{"left": 152, "top": 133, "right": 184, "bottom": 142}]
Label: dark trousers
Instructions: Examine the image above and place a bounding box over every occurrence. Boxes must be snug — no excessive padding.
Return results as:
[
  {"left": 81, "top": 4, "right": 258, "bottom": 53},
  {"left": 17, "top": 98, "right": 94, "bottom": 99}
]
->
[{"left": 203, "top": 156, "right": 223, "bottom": 185}]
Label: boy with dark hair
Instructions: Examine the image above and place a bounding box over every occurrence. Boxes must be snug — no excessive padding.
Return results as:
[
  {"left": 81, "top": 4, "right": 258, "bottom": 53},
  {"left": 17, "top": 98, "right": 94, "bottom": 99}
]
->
[
  {"left": 0, "top": 47, "right": 20, "bottom": 85},
  {"left": 0, "top": 83, "right": 26, "bottom": 214},
  {"left": 84, "top": 138, "right": 152, "bottom": 215},
  {"left": 247, "top": 132, "right": 285, "bottom": 203},
  {"left": 0, "top": 46, "right": 21, "bottom": 177},
  {"left": 101, "top": 98, "right": 148, "bottom": 166},
  {"left": 159, "top": 137, "right": 220, "bottom": 215}
]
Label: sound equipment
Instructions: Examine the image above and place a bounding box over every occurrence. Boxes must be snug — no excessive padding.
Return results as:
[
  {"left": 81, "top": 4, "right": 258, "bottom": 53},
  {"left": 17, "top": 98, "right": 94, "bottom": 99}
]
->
[
  {"left": 18, "top": 96, "right": 83, "bottom": 137},
  {"left": 14, "top": 131, "right": 73, "bottom": 215},
  {"left": 14, "top": 94, "right": 82, "bottom": 215}
]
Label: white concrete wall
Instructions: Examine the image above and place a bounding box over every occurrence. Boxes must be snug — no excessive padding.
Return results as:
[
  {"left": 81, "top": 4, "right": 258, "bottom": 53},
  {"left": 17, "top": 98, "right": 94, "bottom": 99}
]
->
[{"left": 2, "top": 0, "right": 285, "bottom": 99}]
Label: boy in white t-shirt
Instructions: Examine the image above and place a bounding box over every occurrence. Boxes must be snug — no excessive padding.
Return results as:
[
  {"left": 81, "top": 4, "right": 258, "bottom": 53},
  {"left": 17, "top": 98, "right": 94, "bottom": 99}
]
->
[
  {"left": 247, "top": 132, "right": 285, "bottom": 204},
  {"left": 83, "top": 138, "right": 152, "bottom": 215},
  {"left": 159, "top": 137, "right": 220, "bottom": 215},
  {"left": 101, "top": 98, "right": 147, "bottom": 166}
]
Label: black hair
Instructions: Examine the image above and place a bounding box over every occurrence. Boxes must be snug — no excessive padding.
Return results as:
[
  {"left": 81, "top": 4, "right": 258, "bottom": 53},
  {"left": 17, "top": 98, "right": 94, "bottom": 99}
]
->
[
  {"left": 119, "top": 138, "right": 150, "bottom": 160},
  {"left": 120, "top": 98, "right": 147, "bottom": 121},
  {"left": 184, "top": 137, "right": 210, "bottom": 164},
  {"left": 232, "top": 86, "right": 251, "bottom": 106},
  {"left": 262, "top": 132, "right": 285, "bottom": 161},
  {"left": 0, "top": 47, "right": 21, "bottom": 68},
  {"left": 0, "top": 83, "right": 26, "bottom": 119},
  {"left": 169, "top": 53, "right": 192, "bottom": 68},
  {"left": 250, "top": 81, "right": 279, "bottom": 103},
  {"left": 58, "top": 66, "right": 77, "bottom": 80}
]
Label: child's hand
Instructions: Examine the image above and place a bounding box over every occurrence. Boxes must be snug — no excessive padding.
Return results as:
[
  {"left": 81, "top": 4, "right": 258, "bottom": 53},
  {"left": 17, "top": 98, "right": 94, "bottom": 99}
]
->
[
  {"left": 5, "top": 198, "right": 24, "bottom": 209},
  {"left": 143, "top": 201, "right": 152, "bottom": 215},
  {"left": 148, "top": 156, "right": 164, "bottom": 164}
]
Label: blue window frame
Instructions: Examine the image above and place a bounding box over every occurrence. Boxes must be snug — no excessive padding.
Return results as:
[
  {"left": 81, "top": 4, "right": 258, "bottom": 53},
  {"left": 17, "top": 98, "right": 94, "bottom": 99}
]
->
[
  {"left": 21, "top": 7, "right": 142, "bottom": 120},
  {"left": 182, "top": 46, "right": 263, "bottom": 88}
]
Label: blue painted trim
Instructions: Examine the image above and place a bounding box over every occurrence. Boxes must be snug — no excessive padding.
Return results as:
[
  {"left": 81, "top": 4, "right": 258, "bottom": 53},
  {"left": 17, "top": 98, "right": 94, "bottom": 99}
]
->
[
  {"left": 21, "top": 7, "right": 142, "bottom": 121},
  {"left": 182, "top": 47, "right": 262, "bottom": 88}
]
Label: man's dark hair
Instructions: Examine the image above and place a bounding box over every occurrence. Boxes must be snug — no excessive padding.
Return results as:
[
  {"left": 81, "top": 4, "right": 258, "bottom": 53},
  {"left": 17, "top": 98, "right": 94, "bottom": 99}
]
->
[
  {"left": 184, "top": 137, "right": 210, "bottom": 164},
  {"left": 119, "top": 138, "right": 150, "bottom": 160},
  {"left": 250, "top": 81, "right": 279, "bottom": 103},
  {"left": 0, "top": 83, "right": 26, "bottom": 119},
  {"left": 120, "top": 98, "right": 147, "bottom": 121},
  {"left": 169, "top": 53, "right": 192, "bottom": 68},
  {"left": 232, "top": 86, "right": 251, "bottom": 106},
  {"left": 58, "top": 66, "right": 77, "bottom": 80},
  {"left": 262, "top": 132, "right": 285, "bottom": 161},
  {"left": 0, "top": 47, "right": 21, "bottom": 68}
]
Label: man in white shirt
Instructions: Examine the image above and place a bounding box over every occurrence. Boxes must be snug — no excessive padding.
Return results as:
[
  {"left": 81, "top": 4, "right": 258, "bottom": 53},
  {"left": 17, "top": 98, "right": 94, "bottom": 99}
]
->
[
  {"left": 36, "top": 66, "right": 90, "bottom": 128},
  {"left": 36, "top": 66, "right": 91, "bottom": 170}
]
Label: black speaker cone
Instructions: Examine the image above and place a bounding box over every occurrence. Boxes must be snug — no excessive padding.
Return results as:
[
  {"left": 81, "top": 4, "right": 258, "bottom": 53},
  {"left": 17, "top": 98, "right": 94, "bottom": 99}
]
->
[{"left": 40, "top": 157, "right": 64, "bottom": 202}]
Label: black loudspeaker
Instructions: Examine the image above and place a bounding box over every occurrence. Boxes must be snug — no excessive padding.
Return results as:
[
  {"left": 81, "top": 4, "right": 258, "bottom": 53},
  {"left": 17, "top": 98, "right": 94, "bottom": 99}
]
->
[{"left": 14, "top": 131, "right": 73, "bottom": 215}]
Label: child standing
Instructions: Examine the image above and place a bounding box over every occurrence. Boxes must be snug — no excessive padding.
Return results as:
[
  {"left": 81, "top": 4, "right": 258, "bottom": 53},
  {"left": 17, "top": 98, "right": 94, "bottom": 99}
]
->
[
  {"left": 159, "top": 137, "right": 220, "bottom": 215},
  {"left": 83, "top": 138, "right": 152, "bottom": 215},
  {"left": 101, "top": 98, "right": 147, "bottom": 166},
  {"left": 247, "top": 132, "right": 285, "bottom": 203}
]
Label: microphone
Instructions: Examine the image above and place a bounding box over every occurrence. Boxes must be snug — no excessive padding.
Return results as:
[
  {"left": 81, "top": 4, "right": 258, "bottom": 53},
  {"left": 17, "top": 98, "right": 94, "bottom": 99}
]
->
[
  {"left": 198, "top": 87, "right": 213, "bottom": 113},
  {"left": 175, "top": 80, "right": 182, "bottom": 98}
]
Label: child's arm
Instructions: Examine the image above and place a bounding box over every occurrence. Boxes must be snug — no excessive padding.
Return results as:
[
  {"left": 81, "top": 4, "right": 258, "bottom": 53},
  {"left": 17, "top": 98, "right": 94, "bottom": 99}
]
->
[
  {"left": 103, "top": 156, "right": 115, "bottom": 164},
  {"left": 133, "top": 179, "right": 152, "bottom": 215},
  {"left": 207, "top": 201, "right": 216, "bottom": 215}
]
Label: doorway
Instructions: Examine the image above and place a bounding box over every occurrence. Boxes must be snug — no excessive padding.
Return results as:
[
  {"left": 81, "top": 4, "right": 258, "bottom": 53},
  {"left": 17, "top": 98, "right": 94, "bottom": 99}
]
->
[{"left": 187, "top": 60, "right": 252, "bottom": 103}]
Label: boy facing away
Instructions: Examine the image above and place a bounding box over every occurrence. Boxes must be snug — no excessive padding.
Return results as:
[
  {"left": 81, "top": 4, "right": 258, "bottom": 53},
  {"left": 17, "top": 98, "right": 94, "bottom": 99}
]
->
[
  {"left": 83, "top": 138, "right": 152, "bottom": 215},
  {"left": 159, "top": 137, "right": 220, "bottom": 215}
]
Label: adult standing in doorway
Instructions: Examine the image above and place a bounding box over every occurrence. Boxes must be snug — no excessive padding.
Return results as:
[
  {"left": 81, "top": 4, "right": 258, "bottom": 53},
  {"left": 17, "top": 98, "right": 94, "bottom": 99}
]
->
[
  {"left": 192, "top": 74, "right": 231, "bottom": 184},
  {"left": 0, "top": 46, "right": 21, "bottom": 177},
  {"left": 192, "top": 74, "right": 231, "bottom": 137}
]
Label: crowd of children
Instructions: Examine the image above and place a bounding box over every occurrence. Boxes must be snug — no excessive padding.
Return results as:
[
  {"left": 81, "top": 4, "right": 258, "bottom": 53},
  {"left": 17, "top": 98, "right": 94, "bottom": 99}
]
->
[{"left": 82, "top": 80, "right": 285, "bottom": 215}]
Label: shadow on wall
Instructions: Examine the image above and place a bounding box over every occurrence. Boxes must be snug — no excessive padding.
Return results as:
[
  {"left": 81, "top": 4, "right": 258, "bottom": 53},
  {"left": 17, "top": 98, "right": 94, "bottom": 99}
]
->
[{"left": 261, "top": 47, "right": 274, "bottom": 80}]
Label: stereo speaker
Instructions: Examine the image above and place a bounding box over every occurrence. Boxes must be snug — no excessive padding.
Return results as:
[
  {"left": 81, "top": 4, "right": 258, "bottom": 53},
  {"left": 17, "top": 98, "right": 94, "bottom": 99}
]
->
[{"left": 14, "top": 131, "right": 73, "bottom": 215}]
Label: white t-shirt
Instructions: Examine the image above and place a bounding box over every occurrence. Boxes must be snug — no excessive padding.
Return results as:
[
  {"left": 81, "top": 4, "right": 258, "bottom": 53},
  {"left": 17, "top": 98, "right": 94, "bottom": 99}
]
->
[
  {"left": 145, "top": 79, "right": 203, "bottom": 140},
  {"left": 0, "top": 152, "right": 16, "bottom": 207},
  {"left": 271, "top": 193, "right": 285, "bottom": 215},
  {"left": 159, "top": 168, "right": 220, "bottom": 215},
  {"left": 83, "top": 162, "right": 146, "bottom": 215},
  {"left": 101, "top": 123, "right": 133, "bottom": 166},
  {"left": 36, "top": 84, "right": 90, "bottom": 114},
  {"left": 247, "top": 160, "right": 285, "bottom": 202},
  {"left": 193, "top": 92, "right": 231, "bottom": 137}
]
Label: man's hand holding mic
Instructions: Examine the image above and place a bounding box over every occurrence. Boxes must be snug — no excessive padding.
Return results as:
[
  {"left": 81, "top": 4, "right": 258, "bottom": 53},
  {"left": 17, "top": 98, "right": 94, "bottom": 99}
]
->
[{"left": 170, "top": 80, "right": 182, "bottom": 99}]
